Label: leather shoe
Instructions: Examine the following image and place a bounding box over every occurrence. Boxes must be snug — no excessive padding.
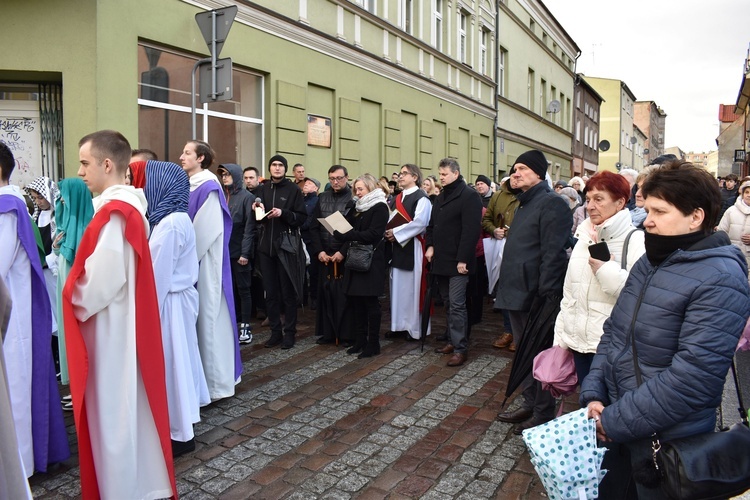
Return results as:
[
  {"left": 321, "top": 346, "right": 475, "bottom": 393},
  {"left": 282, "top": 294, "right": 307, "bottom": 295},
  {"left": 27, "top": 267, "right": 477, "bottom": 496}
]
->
[
  {"left": 493, "top": 333, "right": 513, "bottom": 349},
  {"left": 385, "top": 330, "right": 406, "bottom": 339},
  {"left": 513, "top": 415, "right": 552, "bottom": 435},
  {"left": 265, "top": 334, "right": 282, "bottom": 348},
  {"left": 316, "top": 337, "right": 335, "bottom": 345},
  {"left": 496, "top": 407, "right": 533, "bottom": 423},
  {"left": 508, "top": 342, "right": 517, "bottom": 352},
  {"left": 446, "top": 353, "right": 466, "bottom": 367},
  {"left": 435, "top": 333, "right": 449, "bottom": 342},
  {"left": 434, "top": 344, "right": 454, "bottom": 354}
]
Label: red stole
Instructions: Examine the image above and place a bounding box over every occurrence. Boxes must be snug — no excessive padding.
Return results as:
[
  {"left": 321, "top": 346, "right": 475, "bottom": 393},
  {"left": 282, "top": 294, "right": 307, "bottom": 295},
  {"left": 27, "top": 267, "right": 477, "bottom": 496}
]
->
[
  {"left": 394, "top": 192, "right": 429, "bottom": 313},
  {"left": 62, "top": 200, "right": 177, "bottom": 499}
]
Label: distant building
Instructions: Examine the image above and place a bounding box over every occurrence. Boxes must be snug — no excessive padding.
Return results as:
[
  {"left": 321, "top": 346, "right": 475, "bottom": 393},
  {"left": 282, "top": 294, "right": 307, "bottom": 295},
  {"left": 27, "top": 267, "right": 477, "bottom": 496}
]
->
[
  {"left": 734, "top": 45, "right": 750, "bottom": 178},
  {"left": 684, "top": 151, "right": 711, "bottom": 169},
  {"left": 631, "top": 125, "right": 647, "bottom": 170},
  {"left": 706, "top": 150, "right": 719, "bottom": 177},
  {"left": 634, "top": 101, "right": 667, "bottom": 164},
  {"left": 495, "top": 0, "right": 580, "bottom": 182},
  {"left": 571, "top": 75, "right": 603, "bottom": 177},
  {"left": 664, "top": 146, "right": 686, "bottom": 160},
  {"left": 716, "top": 104, "right": 745, "bottom": 178},
  {"left": 584, "top": 77, "right": 638, "bottom": 172}
]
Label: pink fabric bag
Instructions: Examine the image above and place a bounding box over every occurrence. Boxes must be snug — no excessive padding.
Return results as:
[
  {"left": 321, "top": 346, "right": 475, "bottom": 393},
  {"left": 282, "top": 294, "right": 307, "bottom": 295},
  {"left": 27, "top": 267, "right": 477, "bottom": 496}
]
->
[{"left": 533, "top": 346, "right": 578, "bottom": 416}]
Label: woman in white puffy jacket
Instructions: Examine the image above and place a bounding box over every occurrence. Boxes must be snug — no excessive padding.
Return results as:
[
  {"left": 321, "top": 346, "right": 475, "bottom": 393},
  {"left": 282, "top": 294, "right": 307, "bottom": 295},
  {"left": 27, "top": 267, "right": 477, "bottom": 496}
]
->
[
  {"left": 553, "top": 171, "right": 646, "bottom": 386},
  {"left": 718, "top": 181, "right": 750, "bottom": 282}
]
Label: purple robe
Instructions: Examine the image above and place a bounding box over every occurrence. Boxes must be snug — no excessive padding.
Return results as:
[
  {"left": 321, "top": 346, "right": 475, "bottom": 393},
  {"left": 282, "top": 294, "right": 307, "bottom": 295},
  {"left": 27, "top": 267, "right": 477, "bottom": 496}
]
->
[
  {"left": 0, "top": 194, "right": 70, "bottom": 472},
  {"left": 188, "top": 182, "right": 242, "bottom": 380}
]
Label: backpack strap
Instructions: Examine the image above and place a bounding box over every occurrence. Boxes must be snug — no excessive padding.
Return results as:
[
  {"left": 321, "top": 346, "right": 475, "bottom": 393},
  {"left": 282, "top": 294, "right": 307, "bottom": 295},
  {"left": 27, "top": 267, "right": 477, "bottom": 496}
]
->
[{"left": 621, "top": 228, "right": 642, "bottom": 270}]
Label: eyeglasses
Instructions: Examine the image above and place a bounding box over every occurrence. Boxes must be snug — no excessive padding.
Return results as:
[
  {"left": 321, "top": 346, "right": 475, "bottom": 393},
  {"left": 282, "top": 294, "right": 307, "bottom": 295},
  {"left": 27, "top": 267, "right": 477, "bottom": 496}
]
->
[
  {"left": 220, "top": 172, "right": 231, "bottom": 177},
  {"left": 398, "top": 172, "right": 413, "bottom": 177},
  {"left": 328, "top": 176, "right": 346, "bottom": 182}
]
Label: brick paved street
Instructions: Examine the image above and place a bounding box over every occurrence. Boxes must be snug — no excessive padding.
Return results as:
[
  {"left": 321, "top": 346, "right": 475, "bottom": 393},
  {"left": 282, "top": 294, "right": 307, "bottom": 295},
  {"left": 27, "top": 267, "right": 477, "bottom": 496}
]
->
[{"left": 28, "top": 300, "right": 557, "bottom": 499}]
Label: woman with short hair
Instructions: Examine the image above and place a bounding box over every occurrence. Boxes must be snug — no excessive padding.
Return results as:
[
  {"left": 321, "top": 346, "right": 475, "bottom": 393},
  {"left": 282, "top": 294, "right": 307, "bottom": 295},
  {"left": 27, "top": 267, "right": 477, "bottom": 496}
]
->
[
  {"left": 553, "top": 171, "right": 645, "bottom": 385},
  {"left": 583, "top": 161, "right": 750, "bottom": 498}
]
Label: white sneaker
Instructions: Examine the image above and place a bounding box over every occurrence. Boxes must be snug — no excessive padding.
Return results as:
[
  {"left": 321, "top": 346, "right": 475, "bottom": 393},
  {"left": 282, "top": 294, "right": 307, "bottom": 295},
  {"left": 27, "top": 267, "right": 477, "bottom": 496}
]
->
[{"left": 239, "top": 331, "right": 252, "bottom": 344}]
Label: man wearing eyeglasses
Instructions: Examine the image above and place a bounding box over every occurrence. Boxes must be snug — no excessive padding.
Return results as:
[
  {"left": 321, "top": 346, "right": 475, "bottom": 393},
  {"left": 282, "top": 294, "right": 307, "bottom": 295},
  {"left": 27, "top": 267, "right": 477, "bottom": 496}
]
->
[
  {"left": 308, "top": 165, "right": 355, "bottom": 345},
  {"left": 217, "top": 164, "right": 256, "bottom": 345}
]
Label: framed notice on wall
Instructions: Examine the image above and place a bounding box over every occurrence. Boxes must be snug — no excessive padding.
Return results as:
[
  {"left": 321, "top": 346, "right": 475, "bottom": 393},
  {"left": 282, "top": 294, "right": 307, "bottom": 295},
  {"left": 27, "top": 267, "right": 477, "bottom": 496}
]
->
[{"left": 307, "top": 114, "right": 332, "bottom": 148}]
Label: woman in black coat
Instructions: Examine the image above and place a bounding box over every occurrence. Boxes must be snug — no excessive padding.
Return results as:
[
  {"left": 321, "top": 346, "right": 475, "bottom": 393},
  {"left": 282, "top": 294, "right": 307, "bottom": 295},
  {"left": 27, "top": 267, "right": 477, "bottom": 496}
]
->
[{"left": 334, "top": 174, "right": 389, "bottom": 358}]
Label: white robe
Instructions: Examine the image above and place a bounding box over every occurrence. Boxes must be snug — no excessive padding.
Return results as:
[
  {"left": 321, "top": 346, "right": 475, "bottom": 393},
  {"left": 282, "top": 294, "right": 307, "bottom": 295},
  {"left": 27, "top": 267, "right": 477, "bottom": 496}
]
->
[
  {"left": 150, "top": 212, "right": 209, "bottom": 441},
  {"left": 71, "top": 186, "right": 172, "bottom": 500},
  {"left": 0, "top": 309, "right": 33, "bottom": 497},
  {"left": 390, "top": 191, "right": 432, "bottom": 339},
  {"left": 190, "top": 171, "right": 238, "bottom": 401},
  {"left": 0, "top": 207, "right": 35, "bottom": 477}
]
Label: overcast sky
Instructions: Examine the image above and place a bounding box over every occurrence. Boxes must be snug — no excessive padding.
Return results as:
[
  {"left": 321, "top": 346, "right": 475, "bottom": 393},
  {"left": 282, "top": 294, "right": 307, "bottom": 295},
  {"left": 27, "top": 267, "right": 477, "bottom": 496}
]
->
[{"left": 543, "top": 0, "right": 750, "bottom": 153}]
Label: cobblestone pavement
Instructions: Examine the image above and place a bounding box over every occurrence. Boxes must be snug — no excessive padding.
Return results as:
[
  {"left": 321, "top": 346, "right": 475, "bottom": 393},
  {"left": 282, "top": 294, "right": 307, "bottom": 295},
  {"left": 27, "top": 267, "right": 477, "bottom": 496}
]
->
[{"left": 28, "top": 301, "right": 559, "bottom": 499}]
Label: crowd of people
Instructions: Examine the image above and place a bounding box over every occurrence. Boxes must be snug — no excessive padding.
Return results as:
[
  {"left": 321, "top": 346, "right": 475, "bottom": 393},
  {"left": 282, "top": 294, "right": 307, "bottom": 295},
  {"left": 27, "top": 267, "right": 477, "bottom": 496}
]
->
[{"left": 2, "top": 130, "right": 750, "bottom": 499}]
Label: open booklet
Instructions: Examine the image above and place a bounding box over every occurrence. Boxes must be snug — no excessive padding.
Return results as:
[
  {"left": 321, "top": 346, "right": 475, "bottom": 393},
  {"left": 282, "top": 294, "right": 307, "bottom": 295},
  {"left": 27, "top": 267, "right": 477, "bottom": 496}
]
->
[{"left": 318, "top": 210, "right": 353, "bottom": 235}]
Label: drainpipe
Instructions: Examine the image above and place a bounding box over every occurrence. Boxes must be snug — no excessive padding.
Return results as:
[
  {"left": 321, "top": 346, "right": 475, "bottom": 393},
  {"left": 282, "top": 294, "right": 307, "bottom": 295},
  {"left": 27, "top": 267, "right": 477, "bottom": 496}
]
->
[
  {"left": 492, "top": 2, "right": 500, "bottom": 183},
  {"left": 572, "top": 48, "right": 581, "bottom": 175}
]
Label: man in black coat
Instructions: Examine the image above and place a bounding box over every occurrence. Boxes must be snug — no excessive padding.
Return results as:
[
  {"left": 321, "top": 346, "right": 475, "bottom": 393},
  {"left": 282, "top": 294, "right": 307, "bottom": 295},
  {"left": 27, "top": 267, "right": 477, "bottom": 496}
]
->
[
  {"left": 253, "top": 155, "right": 307, "bottom": 349},
  {"left": 425, "top": 158, "right": 483, "bottom": 367},
  {"left": 218, "top": 163, "right": 256, "bottom": 345},
  {"left": 494, "top": 149, "right": 572, "bottom": 434},
  {"left": 308, "top": 165, "right": 355, "bottom": 344}
]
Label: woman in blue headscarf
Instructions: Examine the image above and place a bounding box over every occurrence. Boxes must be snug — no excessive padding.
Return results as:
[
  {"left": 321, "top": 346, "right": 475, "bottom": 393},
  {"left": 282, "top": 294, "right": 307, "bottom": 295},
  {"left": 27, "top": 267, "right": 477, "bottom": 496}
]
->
[
  {"left": 53, "top": 178, "right": 93, "bottom": 396},
  {"left": 144, "top": 160, "right": 209, "bottom": 457}
]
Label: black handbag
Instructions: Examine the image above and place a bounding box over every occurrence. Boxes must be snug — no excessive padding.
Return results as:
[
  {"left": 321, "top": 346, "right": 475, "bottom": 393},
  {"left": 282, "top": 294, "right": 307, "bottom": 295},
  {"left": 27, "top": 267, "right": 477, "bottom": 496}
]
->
[
  {"left": 344, "top": 241, "right": 375, "bottom": 272},
  {"left": 630, "top": 325, "right": 750, "bottom": 499}
]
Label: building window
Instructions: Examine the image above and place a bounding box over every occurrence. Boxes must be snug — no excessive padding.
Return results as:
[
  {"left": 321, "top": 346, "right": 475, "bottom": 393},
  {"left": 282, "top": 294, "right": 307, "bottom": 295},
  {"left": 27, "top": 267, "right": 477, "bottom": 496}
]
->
[
  {"left": 458, "top": 11, "right": 467, "bottom": 64},
  {"left": 363, "top": 0, "right": 376, "bottom": 15},
  {"left": 575, "top": 120, "right": 581, "bottom": 142},
  {"left": 527, "top": 69, "right": 535, "bottom": 112},
  {"left": 433, "top": 0, "right": 443, "bottom": 50},
  {"left": 540, "top": 78, "right": 547, "bottom": 115},
  {"left": 529, "top": 19, "right": 535, "bottom": 34},
  {"left": 137, "top": 43, "right": 264, "bottom": 172},
  {"left": 584, "top": 125, "right": 589, "bottom": 147},
  {"left": 400, "top": 0, "right": 413, "bottom": 34},
  {"left": 576, "top": 91, "right": 581, "bottom": 109},
  {"left": 584, "top": 102, "right": 589, "bottom": 115},
  {"left": 480, "top": 28, "right": 488, "bottom": 75},
  {"left": 498, "top": 47, "right": 507, "bottom": 97}
]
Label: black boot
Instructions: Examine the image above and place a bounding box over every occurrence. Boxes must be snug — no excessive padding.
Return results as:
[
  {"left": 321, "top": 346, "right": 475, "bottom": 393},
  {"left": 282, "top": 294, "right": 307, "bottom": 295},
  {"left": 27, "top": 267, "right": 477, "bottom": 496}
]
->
[
  {"left": 281, "top": 332, "right": 296, "bottom": 350},
  {"left": 358, "top": 308, "right": 381, "bottom": 359},
  {"left": 347, "top": 342, "right": 364, "bottom": 355},
  {"left": 265, "top": 331, "right": 282, "bottom": 348}
]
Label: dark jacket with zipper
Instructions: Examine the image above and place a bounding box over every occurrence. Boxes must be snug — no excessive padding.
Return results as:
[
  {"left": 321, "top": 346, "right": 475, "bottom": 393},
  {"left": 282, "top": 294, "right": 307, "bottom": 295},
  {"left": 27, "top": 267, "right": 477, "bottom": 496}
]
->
[
  {"left": 425, "top": 176, "right": 483, "bottom": 277},
  {"left": 580, "top": 231, "right": 750, "bottom": 443},
  {"left": 495, "top": 181, "right": 572, "bottom": 311},
  {"left": 220, "top": 163, "right": 256, "bottom": 260},
  {"left": 255, "top": 177, "right": 306, "bottom": 257}
]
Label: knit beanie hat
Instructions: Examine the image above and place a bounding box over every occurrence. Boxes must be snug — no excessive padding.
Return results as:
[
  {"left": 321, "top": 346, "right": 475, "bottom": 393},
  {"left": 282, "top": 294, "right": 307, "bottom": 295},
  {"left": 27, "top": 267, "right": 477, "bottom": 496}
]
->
[
  {"left": 475, "top": 175, "right": 491, "bottom": 187},
  {"left": 268, "top": 154, "right": 288, "bottom": 172},
  {"left": 513, "top": 150, "right": 548, "bottom": 179}
]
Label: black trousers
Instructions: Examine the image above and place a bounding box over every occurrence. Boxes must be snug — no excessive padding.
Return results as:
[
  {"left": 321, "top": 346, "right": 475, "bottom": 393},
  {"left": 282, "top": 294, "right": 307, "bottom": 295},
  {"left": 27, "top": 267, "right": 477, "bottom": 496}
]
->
[
  {"left": 349, "top": 296, "right": 381, "bottom": 347},
  {"left": 231, "top": 259, "right": 252, "bottom": 324},
  {"left": 258, "top": 253, "right": 297, "bottom": 337}
]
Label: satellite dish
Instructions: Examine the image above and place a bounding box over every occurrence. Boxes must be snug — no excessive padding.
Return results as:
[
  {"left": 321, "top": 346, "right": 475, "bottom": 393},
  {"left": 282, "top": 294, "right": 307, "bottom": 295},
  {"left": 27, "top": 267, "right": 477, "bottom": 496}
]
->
[
  {"left": 546, "top": 100, "right": 561, "bottom": 113},
  {"left": 598, "top": 140, "right": 610, "bottom": 152},
  {"left": 630, "top": 136, "right": 638, "bottom": 144}
]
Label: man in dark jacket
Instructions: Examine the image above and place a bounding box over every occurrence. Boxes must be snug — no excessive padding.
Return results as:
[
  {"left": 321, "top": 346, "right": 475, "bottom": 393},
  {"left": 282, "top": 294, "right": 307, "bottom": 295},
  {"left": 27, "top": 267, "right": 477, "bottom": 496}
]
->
[
  {"left": 253, "top": 155, "right": 307, "bottom": 349},
  {"left": 309, "top": 165, "right": 354, "bottom": 344},
  {"left": 218, "top": 163, "right": 256, "bottom": 344},
  {"left": 425, "top": 158, "right": 483, "bottom": 367},
  {"left": 300, "top": 176, "right": 320, "bottom": 310},
  {"left": 495, "top": 149, "right": 573, "bottom": 434}
]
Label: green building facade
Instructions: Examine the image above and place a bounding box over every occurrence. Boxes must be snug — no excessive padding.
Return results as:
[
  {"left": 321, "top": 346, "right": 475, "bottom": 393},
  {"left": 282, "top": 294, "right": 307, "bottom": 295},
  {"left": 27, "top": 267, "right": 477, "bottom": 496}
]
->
[{"left": 1, "top": 0, "right": 497, "bottom": 185}]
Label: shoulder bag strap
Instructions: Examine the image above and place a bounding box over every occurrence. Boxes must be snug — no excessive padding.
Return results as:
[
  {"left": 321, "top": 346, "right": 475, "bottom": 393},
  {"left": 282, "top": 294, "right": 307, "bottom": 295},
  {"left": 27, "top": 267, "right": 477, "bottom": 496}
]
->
[{"left": 621, "top": 229, "right": 641, "bottom": 270}]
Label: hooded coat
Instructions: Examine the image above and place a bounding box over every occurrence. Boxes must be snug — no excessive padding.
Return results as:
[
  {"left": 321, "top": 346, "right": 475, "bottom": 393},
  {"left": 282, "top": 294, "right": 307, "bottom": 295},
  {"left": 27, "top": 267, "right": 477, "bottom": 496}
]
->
[
  {"left": 717, "top": 196, "right": 750, "bottom": 277},
  {"left": 219, "top": 164, "right": 256, "bottom": 261},
  {"left": 580, "top": 232, "right": 750, "bottom": 443}
]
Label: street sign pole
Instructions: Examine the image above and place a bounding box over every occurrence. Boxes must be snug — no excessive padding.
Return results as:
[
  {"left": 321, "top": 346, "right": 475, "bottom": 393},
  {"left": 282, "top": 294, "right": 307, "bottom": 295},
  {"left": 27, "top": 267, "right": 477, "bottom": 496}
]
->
[{"left": 191, "top": 5, "right": 238, "bottom": 140}]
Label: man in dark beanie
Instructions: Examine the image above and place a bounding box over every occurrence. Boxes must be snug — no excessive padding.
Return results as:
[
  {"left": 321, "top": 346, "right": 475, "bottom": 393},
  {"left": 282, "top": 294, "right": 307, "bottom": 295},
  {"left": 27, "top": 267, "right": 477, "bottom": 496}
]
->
[
  {"left": 253, "top": 154, "right": 307, "bottom": 349},
  {"left": 494, "top": 149, "right": 572, "bottom": 434},
  {"left": 475, "top": 174, "right": 493, "bottom": 208}
]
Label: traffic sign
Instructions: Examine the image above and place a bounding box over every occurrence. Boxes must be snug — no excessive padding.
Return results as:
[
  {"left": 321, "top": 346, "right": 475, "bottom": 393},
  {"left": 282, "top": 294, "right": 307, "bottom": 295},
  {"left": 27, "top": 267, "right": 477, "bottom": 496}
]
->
[{"left": 194, "top": 5, "right": 237, "bottom": 58}]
